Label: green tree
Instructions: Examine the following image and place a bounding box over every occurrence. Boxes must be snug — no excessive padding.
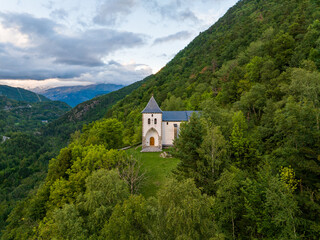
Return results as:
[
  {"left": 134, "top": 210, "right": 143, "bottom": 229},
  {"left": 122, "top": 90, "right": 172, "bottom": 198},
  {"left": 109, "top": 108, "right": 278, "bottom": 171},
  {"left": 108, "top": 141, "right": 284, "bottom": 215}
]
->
[
  {"left": 154, "top": 178, "right": 217, "bottom": 240},
  {"left": 214, "top": 167, "right": 246, "bottom": 240},
  {"left": 241, "top": 164, "right": 300, "bottom": 239},
  {"left": 286, "top": 68, "right": 320, "bottom": 129},
  {"left": 237, "top": 84, "right": 267, "bottom": 122},
  {"left": 197, "top": 125, "right": 229, "bottom": 194},
  {"left": 173, "top": 113, "right": 204, "bottom": 179},
  {"left": 245, "top": 56, "right": 264, "bottom": 83},
  {"left": 161, "top": 95, "right": 185, "bottom": 111},
  {"left": 272, "top": 32, "right": 295, "bottom": 70},
  {"left": 230, "top": 111, "right": 258, "bottom": 170},
  {"left": 78, "top": 169, "right": 129, "bottom": 236},
  {"left": 37, "top": 204, "right": 87, "bottom": 240},
  {"left": 81, "top": 118, "right": 124, "bottom": 149},
  {"left": 102, "top": 195, "right": 152, "bottom": 240}
]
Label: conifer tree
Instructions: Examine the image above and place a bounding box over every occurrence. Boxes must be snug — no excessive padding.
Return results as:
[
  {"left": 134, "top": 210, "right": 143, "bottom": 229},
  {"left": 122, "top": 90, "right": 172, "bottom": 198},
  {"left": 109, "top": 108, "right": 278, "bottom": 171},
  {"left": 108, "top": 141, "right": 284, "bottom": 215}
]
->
[{"left": 173, "top": 113, "right": 204, "bottom": 179}]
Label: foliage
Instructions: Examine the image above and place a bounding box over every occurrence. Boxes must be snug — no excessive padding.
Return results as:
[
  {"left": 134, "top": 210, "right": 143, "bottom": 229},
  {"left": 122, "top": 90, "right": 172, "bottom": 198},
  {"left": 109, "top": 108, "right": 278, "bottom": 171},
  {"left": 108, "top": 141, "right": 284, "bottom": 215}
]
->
[
  {"left": 154, "top": 178, "right": 216, "bottom": 240},
  {"left": 80, "top": 118, "right": 124, "bottom": 149},
  {"left": 102, "top": 195, "right": 151, "bottom": 240},
  {"left": 280, "top": 166, "right": 300, "bottom": 192},
  {"left": 173, "top": 113, "right": 204, "bottom": 180},
  {"left": 161, "top": 95, "right": 185, "bottom": 111},
  {"left": 0, "top": 96, "right": 70, "bottom": 135}
]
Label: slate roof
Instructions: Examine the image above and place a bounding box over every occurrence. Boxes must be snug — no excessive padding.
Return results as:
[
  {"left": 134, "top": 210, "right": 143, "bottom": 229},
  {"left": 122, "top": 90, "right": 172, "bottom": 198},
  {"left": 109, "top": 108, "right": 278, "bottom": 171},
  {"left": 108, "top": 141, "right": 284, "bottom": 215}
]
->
[
  {"left": 141, "top": 96, "right": 162, "bottom": 113},
  {"left": 162, "top": 111, "right": 199, "bottom": 121}
]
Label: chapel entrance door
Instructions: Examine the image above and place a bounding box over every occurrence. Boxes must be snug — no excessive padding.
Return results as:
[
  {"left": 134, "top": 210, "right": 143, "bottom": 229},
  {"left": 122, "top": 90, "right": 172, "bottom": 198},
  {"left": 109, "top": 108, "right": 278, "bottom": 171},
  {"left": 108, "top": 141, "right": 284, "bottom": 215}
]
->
[{"left": 150, "top": 137, "right": 155, "bottom": 146}]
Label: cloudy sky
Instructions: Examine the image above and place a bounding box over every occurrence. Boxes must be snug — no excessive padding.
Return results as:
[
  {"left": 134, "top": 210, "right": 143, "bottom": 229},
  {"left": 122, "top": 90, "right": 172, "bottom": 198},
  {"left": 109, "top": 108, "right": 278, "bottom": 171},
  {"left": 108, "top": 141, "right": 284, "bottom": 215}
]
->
[{"left": 0, "top": 0, "right": 238, "bottom": 90}]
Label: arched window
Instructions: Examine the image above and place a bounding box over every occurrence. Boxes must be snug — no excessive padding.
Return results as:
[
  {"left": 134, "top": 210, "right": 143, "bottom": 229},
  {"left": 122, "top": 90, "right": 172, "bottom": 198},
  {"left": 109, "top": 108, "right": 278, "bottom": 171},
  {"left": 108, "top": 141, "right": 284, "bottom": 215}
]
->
[
  {"left": 154, "top": 118, "right": 157, "bottom": 124},
  {"left": 148, "top": 118, "right": 150, "bottom": 124}
]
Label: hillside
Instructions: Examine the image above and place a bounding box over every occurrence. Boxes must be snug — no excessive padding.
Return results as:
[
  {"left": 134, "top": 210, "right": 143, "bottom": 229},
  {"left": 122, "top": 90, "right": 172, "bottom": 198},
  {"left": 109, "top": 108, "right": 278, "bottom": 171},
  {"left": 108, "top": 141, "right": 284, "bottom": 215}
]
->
[
  {"left": 107, "top": 0, "right": 320, "bottom": 125},
  {"left": 0, "top": 85, "right": 49, "bottom": 102},
  {"left": 0, "top": 96, "right": 71, "bottom": 234},
  {"left": 0, "top": 85, "right": 70, "bottom": 134},
  {"left": 0, "top": 96, "right": 71, "bottom": 135},
  {"left": 2, "top": 0, "right": 320, "bottom": 239},
  {"left": 40, "top": 83, "right": 124, "bottom": 107},
  {"left": 42, "top": 77, "right": 149, "bottom": 144}
]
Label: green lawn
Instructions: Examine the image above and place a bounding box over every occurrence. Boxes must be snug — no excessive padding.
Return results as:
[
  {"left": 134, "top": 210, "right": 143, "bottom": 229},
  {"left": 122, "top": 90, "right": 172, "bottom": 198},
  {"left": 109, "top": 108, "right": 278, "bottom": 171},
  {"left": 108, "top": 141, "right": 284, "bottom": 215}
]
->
[{"left": 126, "top": 146, "right": 180, "bottom": 197}]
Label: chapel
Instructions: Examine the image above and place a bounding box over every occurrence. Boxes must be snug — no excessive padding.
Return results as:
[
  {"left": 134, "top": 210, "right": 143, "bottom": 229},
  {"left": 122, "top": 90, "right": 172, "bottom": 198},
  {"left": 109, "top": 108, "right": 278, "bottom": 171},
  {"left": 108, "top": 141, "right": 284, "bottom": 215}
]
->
[{"left": 141, "top": 96, "right": 197, "bottom": 152}]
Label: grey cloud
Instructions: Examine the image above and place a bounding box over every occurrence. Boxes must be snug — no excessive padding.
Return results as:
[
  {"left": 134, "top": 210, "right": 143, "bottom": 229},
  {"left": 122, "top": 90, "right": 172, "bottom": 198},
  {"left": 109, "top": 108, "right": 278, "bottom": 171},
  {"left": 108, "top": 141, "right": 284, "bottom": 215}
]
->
[
  {"left": 0, "top": 45, "right": 86, "bottom": 79},
  {"left": 0, "top": 42, "right": 152, "bottom": 85},
  {"left": 0, "top": 13, "right": 57, "bottom": 36},
  {"left": 93, "top": 0, "right": 136, "bottom": 26},
  {"left": 143, "top": 0, "right": 201, "bottom": 23},
  {"left": 0, "top": 12, "right": 146, "bottom": 80},
  {"left": 50, "top": 9, "right": 68, "bottom": 20},
  {"left": 179, "top": 9, "right": 199, "bottom": 22},
  {"left": 46, "top": 28, "right": 145, "bottom": 67},
  {"left": 42, "top": 1, "right": 54, "bottom": 10},
  {"left": 153, "top": 31, "right": 192, "bottom": 45},
  {"left": 82, "top": 61, "right": 153, "bottom": 85}
]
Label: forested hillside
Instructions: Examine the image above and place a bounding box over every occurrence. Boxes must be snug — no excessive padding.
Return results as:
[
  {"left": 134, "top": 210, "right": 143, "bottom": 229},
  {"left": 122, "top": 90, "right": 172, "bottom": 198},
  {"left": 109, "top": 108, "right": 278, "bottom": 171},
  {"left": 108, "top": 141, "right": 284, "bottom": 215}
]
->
[
  {"left": 0, "top": 96, "right": 70, "bottom": 134},
  {"left": 0, "top": 85, "right": 49, "bottom": 102},
  {"left": 0, "top": 61, "right": 146, "bottom": 236},
  {"left": 0, "top": 91, "right": 70, "bottom": 234},
  {"left": 2, "top": 0, "right": 320, "bottom": 239}
]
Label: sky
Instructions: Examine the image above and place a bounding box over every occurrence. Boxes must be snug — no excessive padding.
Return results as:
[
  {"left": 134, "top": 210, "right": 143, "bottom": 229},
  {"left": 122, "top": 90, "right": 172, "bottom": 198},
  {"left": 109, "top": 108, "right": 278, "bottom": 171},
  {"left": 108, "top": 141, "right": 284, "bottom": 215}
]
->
[{"left": 0, "top": 0, "right": 238, "bottom": 91}]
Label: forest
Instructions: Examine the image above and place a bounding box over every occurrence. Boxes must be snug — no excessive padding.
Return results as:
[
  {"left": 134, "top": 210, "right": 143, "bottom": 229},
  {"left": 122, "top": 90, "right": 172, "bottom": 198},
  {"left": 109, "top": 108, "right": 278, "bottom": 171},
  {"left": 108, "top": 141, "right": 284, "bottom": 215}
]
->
[{"left": 1, "top": 0, "right": 320, "bottom": 239}]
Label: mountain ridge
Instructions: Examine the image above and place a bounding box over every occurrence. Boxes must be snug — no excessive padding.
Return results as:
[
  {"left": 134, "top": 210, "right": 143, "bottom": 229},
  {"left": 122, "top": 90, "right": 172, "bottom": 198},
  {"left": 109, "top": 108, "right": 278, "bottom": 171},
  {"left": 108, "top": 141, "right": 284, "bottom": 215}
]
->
[
  {"left": 39, "top": 83, "right": 125, "bottom": 107},
  {"left": 0, "top": 85, "right": 50, "bottom": 103}
]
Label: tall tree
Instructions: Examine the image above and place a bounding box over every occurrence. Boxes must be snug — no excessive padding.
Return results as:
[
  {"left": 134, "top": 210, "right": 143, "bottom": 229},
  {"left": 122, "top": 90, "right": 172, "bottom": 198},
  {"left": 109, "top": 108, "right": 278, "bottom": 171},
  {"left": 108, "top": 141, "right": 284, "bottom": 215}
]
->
[
  {"left": 173, "top": 113, "right": 204, "bottom": 179},
  {"left": 197, "top": 125, "right": 229, "bottom": 194},
  {"left": 154, "top": 178, "right": 217, "bottom": 240}
]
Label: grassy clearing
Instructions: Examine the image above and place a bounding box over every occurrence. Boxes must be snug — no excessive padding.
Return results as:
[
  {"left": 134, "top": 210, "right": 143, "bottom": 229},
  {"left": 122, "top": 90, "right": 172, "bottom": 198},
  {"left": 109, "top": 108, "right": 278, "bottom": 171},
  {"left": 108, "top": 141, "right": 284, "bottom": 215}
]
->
[{"left": 126, "top": 146, "right": 180, "bottom": 198}]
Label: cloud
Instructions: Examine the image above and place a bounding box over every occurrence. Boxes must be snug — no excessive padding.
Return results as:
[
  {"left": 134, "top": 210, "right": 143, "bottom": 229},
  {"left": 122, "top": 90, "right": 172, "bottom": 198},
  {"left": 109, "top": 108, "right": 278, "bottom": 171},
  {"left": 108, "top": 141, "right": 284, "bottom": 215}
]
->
[
  {"left": 72, "top": 61, "right": 153, "bottom": 85},
  {"left": 0, "top": 12, "right": 146, "bottom": 81},
  {"left": 143, "top": 0, "right": 201, "bottom": 23},
  {"left": 50, "top": 9, "right": 69, "bottom": 20},
  {"left": 0, "top": 12, "right": 56, "bottom": 36},
  {"left": 0, "top": 23, "right": 30, "bottom": 47},
  {"left": 93, "top": 0, "right": 136, "bottom": 26},
  {"left": 153, "top": 31, "right": 192, "bottom": 45},
  {"left": 0, "top": 60, "right": 152, "bottom": 90}
]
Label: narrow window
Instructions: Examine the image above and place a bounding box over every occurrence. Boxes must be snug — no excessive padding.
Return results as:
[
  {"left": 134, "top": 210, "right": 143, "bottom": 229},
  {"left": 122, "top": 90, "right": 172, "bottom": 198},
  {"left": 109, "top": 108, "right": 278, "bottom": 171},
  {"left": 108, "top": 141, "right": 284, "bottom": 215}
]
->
[
  {"left": 151, "top": 114, "right": 153, "bottom": 117},
  {"left": 154, "top": 118, "right": 157, "bottom": 124},
  {"left": 167, "top": 122, "right": 168, "bottom": 125},
  {"left": 174, "top": 124, "right": 178, "bottom": 139},
  {"left": 148, "top": 118, "right": 150, "bottom": 124}
]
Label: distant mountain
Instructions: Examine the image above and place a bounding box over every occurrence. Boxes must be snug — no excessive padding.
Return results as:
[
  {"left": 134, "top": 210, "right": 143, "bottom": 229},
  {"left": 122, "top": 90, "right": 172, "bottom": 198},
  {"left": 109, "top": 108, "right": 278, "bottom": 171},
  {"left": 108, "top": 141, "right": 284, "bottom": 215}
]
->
[
  {"left": 40, "top": 83, "right": 125, "bottom": 107},
  {"left": 0, "top": 85, "right": 50, "bottom": 102}
]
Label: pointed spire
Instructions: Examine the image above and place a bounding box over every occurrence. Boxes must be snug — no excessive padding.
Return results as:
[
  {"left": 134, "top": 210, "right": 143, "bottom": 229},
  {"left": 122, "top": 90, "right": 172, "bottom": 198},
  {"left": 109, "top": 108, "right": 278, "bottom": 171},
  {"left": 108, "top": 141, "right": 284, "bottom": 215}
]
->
[{"left": 142, "top": 96, "right": 162, "bottom": 113}]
